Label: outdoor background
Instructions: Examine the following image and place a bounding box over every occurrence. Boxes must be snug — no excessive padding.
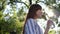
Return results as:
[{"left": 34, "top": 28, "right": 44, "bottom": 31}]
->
[{"left": 0, "top": 0, "right": 60, "bottom": 34}]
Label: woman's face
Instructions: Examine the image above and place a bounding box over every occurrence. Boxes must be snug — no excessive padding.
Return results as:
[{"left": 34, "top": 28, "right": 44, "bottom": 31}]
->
[{"left": 36, "top": 10, "right": 43, "bottom": 18}]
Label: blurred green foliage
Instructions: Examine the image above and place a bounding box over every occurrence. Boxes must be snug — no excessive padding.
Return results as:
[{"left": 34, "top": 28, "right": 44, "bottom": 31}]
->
[{"left": 0, "top": 0, "right": 60, "bottom": 34}]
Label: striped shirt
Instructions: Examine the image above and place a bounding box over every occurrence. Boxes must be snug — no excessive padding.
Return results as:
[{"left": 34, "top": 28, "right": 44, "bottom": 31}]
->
[{"left": 24, "top": 18, "right": 44, "bottom": 34}]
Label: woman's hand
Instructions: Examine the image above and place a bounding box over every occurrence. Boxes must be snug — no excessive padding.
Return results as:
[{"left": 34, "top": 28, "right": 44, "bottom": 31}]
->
[{"left": 47, "top": 20, "right": 54, "bottom": 28}]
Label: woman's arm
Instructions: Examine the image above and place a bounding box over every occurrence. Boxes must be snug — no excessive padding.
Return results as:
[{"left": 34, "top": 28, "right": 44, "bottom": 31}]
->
[{"left": 44, "top": 26, "right": 50, "bottom": 34}]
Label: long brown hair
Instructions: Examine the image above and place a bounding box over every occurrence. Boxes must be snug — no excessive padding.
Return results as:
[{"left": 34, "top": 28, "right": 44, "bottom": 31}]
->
[{"left": 23, "top": 4, "right": 42, "bottom": 34}]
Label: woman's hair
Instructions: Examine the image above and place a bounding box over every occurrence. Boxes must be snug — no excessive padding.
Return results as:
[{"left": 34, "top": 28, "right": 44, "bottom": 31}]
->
[
  {"left": 23, "top": 4, "right": 42, "bottom": 34},
  {"left": 26, "top": 4, "right": 42, "bottom": 19}
]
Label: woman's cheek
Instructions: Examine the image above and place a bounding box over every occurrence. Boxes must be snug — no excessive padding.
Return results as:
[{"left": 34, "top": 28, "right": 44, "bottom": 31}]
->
[{"left": 37, "top": 13, "right": 41, "bottom": 17}]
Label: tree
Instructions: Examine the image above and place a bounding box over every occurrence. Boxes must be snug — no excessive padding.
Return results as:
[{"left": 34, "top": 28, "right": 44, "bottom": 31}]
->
[{"left": 0, "top": 0, "right": 60, "bottom": 34}]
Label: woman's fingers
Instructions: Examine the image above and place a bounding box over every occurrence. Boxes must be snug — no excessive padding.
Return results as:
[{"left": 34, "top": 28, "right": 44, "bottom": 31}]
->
[{"left": 47, "top": 20, "right": 54, "bottom": 28}]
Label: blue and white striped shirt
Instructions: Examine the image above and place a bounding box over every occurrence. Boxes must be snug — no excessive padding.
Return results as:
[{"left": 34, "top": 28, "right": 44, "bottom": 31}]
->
[{"left": 24, "top": 18, "right": 43, "bottom": 34}]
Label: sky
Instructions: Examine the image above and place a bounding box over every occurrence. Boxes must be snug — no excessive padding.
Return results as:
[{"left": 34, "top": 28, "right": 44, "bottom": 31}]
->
[
  {"left": 4, "top": 0, "right": 60, "bottom": 21},
  {"left": 4, "top": 0, "right": 60, "bottom": 20}
]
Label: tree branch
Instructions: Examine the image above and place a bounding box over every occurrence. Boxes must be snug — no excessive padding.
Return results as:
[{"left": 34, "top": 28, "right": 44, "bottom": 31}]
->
[{"left": 8, "top": 1, "right": 29, "bottom": 8}]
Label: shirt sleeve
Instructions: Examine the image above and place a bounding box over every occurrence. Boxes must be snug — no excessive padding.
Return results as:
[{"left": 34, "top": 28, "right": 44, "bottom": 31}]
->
[{"left": 24, "top": 19, "right": 36, "bottom": 34}]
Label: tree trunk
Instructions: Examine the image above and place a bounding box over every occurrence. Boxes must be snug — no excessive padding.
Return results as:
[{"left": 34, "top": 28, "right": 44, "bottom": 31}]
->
[{"left": 29, "top": 0, "right": 32, "bottom": 5}]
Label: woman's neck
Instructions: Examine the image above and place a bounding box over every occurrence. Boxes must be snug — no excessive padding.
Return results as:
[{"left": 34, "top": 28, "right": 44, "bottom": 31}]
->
[{"left": 34, "top": 16, "right": 38, "bottom": 19}]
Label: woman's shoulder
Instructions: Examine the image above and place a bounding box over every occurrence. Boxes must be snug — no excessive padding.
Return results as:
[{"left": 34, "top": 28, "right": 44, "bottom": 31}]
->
[
  {"left": 28, "top": 18, "right": 34, "bottom": 20},
  {"left": 26, "top": 18, "right": 35, "bottom": 23}
]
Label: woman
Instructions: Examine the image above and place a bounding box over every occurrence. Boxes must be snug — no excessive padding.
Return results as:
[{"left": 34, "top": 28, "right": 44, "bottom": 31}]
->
[{"left": 23, "top": 4, "right": 53, "bottom": 34}]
